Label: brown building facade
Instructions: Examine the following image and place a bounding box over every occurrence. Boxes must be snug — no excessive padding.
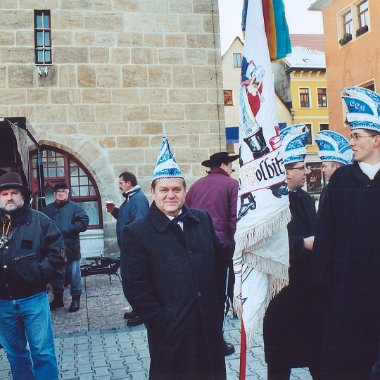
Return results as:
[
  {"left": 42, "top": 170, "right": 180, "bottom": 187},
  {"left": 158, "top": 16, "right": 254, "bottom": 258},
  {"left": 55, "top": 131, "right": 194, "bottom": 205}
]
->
[{"left": 310, "top": 0, "right": 380, "bottom": 136}]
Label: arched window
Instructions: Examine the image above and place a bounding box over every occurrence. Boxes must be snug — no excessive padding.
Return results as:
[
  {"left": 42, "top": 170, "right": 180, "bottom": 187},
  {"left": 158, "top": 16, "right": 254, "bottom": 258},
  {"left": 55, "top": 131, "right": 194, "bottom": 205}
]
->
[{"left": 29, "top": 147, "right": 103, "bottom": 229}]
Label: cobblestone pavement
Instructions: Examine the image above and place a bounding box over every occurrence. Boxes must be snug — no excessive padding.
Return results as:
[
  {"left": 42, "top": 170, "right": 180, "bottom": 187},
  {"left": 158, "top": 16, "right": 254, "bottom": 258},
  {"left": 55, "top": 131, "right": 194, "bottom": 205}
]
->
[{"left": 0, "top": 274, "right": 312, "bottom": 379}]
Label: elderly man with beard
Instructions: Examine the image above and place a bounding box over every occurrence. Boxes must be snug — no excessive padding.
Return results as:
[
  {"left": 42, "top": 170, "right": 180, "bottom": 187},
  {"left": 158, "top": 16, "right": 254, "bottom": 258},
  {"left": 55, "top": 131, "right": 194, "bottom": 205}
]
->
[
  {"left": 0, "top": 172, "right": 66, "bottom": 380},
  {"left": 121, "top": 136, "right": 229, "bottom": 380}
]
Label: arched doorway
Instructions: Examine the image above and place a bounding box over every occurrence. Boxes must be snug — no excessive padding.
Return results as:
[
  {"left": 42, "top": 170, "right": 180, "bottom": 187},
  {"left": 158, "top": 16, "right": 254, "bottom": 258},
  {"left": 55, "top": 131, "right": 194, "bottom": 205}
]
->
[{"left": 29, "top": 147, "right": 104, "bottom": 257}]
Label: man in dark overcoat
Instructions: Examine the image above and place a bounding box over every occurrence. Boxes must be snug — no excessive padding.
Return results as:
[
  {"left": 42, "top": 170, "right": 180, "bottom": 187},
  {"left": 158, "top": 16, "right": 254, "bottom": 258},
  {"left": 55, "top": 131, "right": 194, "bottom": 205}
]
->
[
  {"left": 264, "top": 124, "right": 319, "bottom": 379},
  {"left": 311, "top": 87, "right": 380, "bottom": 379},
  {"left": 120, "top": 136, "right": 228, "bottom": 380}
]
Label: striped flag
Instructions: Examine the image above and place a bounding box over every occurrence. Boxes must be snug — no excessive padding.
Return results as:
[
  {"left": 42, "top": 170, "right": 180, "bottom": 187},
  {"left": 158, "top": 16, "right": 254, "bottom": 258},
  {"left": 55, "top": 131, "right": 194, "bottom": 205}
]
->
[{"left": 234, "top": 0, "right": 292, "bottom": 377}]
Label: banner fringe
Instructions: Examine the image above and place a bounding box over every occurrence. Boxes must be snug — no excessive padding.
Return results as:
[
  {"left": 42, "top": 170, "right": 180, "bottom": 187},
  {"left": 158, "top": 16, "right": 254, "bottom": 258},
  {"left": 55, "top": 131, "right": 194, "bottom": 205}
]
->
[
  {"left": 234, "top": 274, "right": 288, "bottom": 345},
  {"left": 235, "top": 207, "right": 291, "bottom": 254}
]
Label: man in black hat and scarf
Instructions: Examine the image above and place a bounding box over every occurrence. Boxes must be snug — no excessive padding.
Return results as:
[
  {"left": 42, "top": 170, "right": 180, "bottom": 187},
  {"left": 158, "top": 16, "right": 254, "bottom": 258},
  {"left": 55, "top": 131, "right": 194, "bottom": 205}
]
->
[
  {"left": 0, "top": 172, "right": 66, "bottom": 380},
  {"left": 186, "top": 151, "right": 239, "bottom": 356}
]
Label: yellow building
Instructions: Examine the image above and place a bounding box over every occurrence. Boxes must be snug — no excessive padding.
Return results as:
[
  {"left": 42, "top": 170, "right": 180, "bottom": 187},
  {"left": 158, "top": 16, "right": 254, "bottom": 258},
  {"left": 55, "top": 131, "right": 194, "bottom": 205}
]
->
[{"left": 274, "top": 35, "right": 329, "bottom": 194}]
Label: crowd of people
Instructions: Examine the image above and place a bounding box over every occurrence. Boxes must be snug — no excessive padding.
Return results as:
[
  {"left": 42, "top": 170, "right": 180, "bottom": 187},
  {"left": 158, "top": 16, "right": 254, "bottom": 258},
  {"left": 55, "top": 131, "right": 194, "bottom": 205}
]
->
[{"left": 0, "top": 86, "right": 379, "bottom": 380}]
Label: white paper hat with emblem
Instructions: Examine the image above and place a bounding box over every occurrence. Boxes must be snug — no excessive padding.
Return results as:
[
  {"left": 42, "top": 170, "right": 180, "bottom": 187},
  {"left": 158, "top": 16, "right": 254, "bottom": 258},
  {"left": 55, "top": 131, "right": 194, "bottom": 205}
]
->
[{"left": 315, "top": 130, "right": 353, "bottom": 165}]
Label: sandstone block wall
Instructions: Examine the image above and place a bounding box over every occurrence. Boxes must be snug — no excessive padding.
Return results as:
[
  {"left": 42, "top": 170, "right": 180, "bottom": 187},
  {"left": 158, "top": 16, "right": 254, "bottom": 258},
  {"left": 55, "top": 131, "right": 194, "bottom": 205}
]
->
[{"left": 0, "top": 0, "right": 226, "bottom": 254}]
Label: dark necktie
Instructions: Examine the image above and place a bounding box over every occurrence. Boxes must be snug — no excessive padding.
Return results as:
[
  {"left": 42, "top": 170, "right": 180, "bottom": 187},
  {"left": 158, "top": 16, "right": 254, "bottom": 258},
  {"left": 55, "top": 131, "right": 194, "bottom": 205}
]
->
[{"left": 170, "top": 210, "right": 189, "bottom": 225}]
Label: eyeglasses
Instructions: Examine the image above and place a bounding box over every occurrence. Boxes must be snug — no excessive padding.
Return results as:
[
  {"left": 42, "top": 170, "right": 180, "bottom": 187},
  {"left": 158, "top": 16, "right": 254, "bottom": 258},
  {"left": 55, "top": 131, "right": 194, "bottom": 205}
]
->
[
  {"left": 287, "top": 166, "right": 310, "bottom": 171},
  {"left": 350, "top": 133, "right": 375, "bottom": 142}
]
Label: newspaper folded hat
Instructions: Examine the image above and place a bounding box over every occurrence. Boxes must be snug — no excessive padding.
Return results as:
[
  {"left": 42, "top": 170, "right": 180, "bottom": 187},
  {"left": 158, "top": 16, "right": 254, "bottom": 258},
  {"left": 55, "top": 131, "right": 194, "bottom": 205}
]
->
[
  {"left": 342, "top": 86, "right": 380, "bottom": 132},
  {"left": 153, "top": 135, "right": 183, "bottom": 180},
  {"left": 315, "top": 130, "right": 353, "bottom": 165},
  {"left": 280, "top": 124, "right": 309, "bottom": 165}
]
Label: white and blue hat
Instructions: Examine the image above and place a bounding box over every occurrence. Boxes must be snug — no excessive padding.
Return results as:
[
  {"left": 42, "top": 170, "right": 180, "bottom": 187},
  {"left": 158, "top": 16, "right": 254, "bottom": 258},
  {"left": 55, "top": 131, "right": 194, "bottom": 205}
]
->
[
  {"left": 342, "top": 86, "right": 380, "bottom": 132},
  {"left": 153, "top": 135, "right": 183, "bottom": 180},
  {"left": 280, "top": 124, "right": 309, "bottom": 165},
  {"left": 315, "top": 130, "right": 353, "bottom": 165}
]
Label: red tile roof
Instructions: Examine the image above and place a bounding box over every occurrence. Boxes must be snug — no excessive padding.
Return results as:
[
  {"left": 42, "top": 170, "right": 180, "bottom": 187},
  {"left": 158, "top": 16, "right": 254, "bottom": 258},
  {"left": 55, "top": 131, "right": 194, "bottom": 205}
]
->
[{"left": 290, "top": 34, "right": 325, "bottom": 52}]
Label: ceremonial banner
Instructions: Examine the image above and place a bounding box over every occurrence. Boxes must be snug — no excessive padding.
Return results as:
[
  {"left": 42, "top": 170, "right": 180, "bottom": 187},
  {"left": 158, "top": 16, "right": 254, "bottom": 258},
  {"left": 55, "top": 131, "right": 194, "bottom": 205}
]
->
[{"left": 233, "top": 0, "right": 291, "bottom": 353}]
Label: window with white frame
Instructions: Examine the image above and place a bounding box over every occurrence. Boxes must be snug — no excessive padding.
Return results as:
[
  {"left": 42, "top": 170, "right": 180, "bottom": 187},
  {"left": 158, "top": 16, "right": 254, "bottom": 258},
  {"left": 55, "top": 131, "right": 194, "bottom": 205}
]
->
[
  {"left": 233, "top": 53, "right": 242, "bottom": 68},
  {"left": 358, "top": 0, "right": 369, "bottom": 28},
  {"left": 339, "top": 1, "right": 370, "bottom": 44},
  {"left": 34, "top": 10, "right": 52, "bottom": 64},
  {"left": 319, "top": 123, "right": 329, "bottom": 131},
  {"left": 317, "top": 88, "right": 328, "bottom": 108},
  {"left": 343, "top": 10, "right": 353, "bottom": 35},
  {"left": 299, "top": 88, "right": 310, "bottom": 108}
]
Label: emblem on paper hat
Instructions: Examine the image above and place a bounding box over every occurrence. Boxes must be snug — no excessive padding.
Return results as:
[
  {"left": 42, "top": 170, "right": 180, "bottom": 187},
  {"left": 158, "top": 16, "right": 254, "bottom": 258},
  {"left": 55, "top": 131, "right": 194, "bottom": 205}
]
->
[
  {"left": 315, "top": 130, "right": 353, "bottom": 165},
  {"left": 153, "top": 134, "right": 183, "bottom": 180},
  {"left": 342, "top": 86, "right": 380, "bottom": 132},
  {"left": 280, "top": 124, "right": 309, "bottom": 165}
]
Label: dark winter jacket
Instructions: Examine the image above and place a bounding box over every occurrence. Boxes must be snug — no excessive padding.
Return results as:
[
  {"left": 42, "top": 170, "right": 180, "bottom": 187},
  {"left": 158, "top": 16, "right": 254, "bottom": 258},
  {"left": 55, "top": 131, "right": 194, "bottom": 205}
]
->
[
  {"left": 312, "top": 162, "right": 380, "bottom": 379},
  {"left": 186, "top": 167, "right": 238, "bottom": 244},
  {"left": 372, "top": 343, "right": 380, "bottom": 380},
  {"left": 264, "top": 189, "right": 318, "bottom": 368},
  {"left": 42, "top": 200, "right": 89, "bottom": 261},
  {"left": 111, "top": 187, "right": 149, "bottom": 250},
  {"left": 121, "top": 202, "right": 228, "bottom": 380},
  {"left": 0, "top": 204, "right": 66, "bottom": 300}
]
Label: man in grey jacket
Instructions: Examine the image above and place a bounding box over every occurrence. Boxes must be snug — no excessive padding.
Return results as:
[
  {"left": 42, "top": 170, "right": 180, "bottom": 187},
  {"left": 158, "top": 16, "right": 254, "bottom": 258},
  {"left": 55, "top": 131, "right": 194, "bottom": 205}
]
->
[
  {"left": 43, "top": 182, "right": 89, "bottom": 312},
  {"left": 106, "top": 171, "right": 149, "bottom": 326}
]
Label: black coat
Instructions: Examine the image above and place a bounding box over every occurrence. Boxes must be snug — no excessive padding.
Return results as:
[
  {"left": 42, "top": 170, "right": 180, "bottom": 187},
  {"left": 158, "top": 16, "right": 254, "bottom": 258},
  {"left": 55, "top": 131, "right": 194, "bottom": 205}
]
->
[
  {"left": 312, "top": 162, "right": 380, "bottom": 379},
  {"left": 120, "top": 202, "right": 228, "bottom": 380},
  {"left": 264, "top": 189, "right": 318, "bottom": 368},
  {"left": 0, "top": 204, "right": 66, "bottom": 299},
  {"left": 43, "top": 200, "right": 89, "bottom": 261}
]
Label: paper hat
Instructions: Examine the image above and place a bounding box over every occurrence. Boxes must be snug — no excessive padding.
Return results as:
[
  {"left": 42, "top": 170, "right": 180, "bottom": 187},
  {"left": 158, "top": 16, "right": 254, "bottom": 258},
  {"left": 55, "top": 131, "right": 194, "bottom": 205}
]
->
[
  {"left": 342, "top": 86, "right": 380, "bottom": 132},
  {"left": 153, "top": 135, "right": 183, "bottom": 180},
  {"left": 280, "top": 124, "right": 309, "bottom": 165},
  {"left": 315, "top": 131, "right": 353, "bottom": 165}
]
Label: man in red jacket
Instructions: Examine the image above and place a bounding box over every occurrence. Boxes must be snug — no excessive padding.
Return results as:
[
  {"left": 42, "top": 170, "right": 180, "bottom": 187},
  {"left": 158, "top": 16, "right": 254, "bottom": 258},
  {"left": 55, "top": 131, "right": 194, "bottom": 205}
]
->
[{"left": 186, "top": 151, "right": 239, "bottom": 356}]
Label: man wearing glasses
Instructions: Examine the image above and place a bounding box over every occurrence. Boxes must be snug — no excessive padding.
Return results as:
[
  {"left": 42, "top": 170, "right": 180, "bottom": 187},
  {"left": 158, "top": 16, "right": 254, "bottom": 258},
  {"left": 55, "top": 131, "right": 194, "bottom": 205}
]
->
[
  {"left": 312, "top": 87, "right": 380, "bottom": 379},
  {"left": 264, "top": 124, "right": 319, "bottom": 379},
  {"left": 43, "top": 182, "right": 89, "bottom": 313}
]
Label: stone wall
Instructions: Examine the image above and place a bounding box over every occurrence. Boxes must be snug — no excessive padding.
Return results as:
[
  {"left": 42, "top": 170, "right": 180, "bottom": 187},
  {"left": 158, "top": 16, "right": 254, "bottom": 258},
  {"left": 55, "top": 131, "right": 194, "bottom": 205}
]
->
[{"left": 0, "top": 0, "right": 226, "bottom": 254}]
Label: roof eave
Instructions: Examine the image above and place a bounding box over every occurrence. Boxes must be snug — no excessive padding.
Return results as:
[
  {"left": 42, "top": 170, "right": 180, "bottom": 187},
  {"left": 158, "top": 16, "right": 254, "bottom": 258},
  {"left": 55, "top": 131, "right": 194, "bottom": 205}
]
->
[
  {"left": 286, "top": 67, "right": 326, "bottom": 74},
  {"left": 308, "top": 0, "right": 331, "bottom": 11}
]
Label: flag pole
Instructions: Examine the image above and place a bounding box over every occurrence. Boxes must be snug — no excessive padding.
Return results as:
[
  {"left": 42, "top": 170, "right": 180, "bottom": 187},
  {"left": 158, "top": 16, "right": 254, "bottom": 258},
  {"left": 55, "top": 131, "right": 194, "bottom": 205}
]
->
[{"left": 239, "top": 320, "right": 247, "bottom": 380}]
